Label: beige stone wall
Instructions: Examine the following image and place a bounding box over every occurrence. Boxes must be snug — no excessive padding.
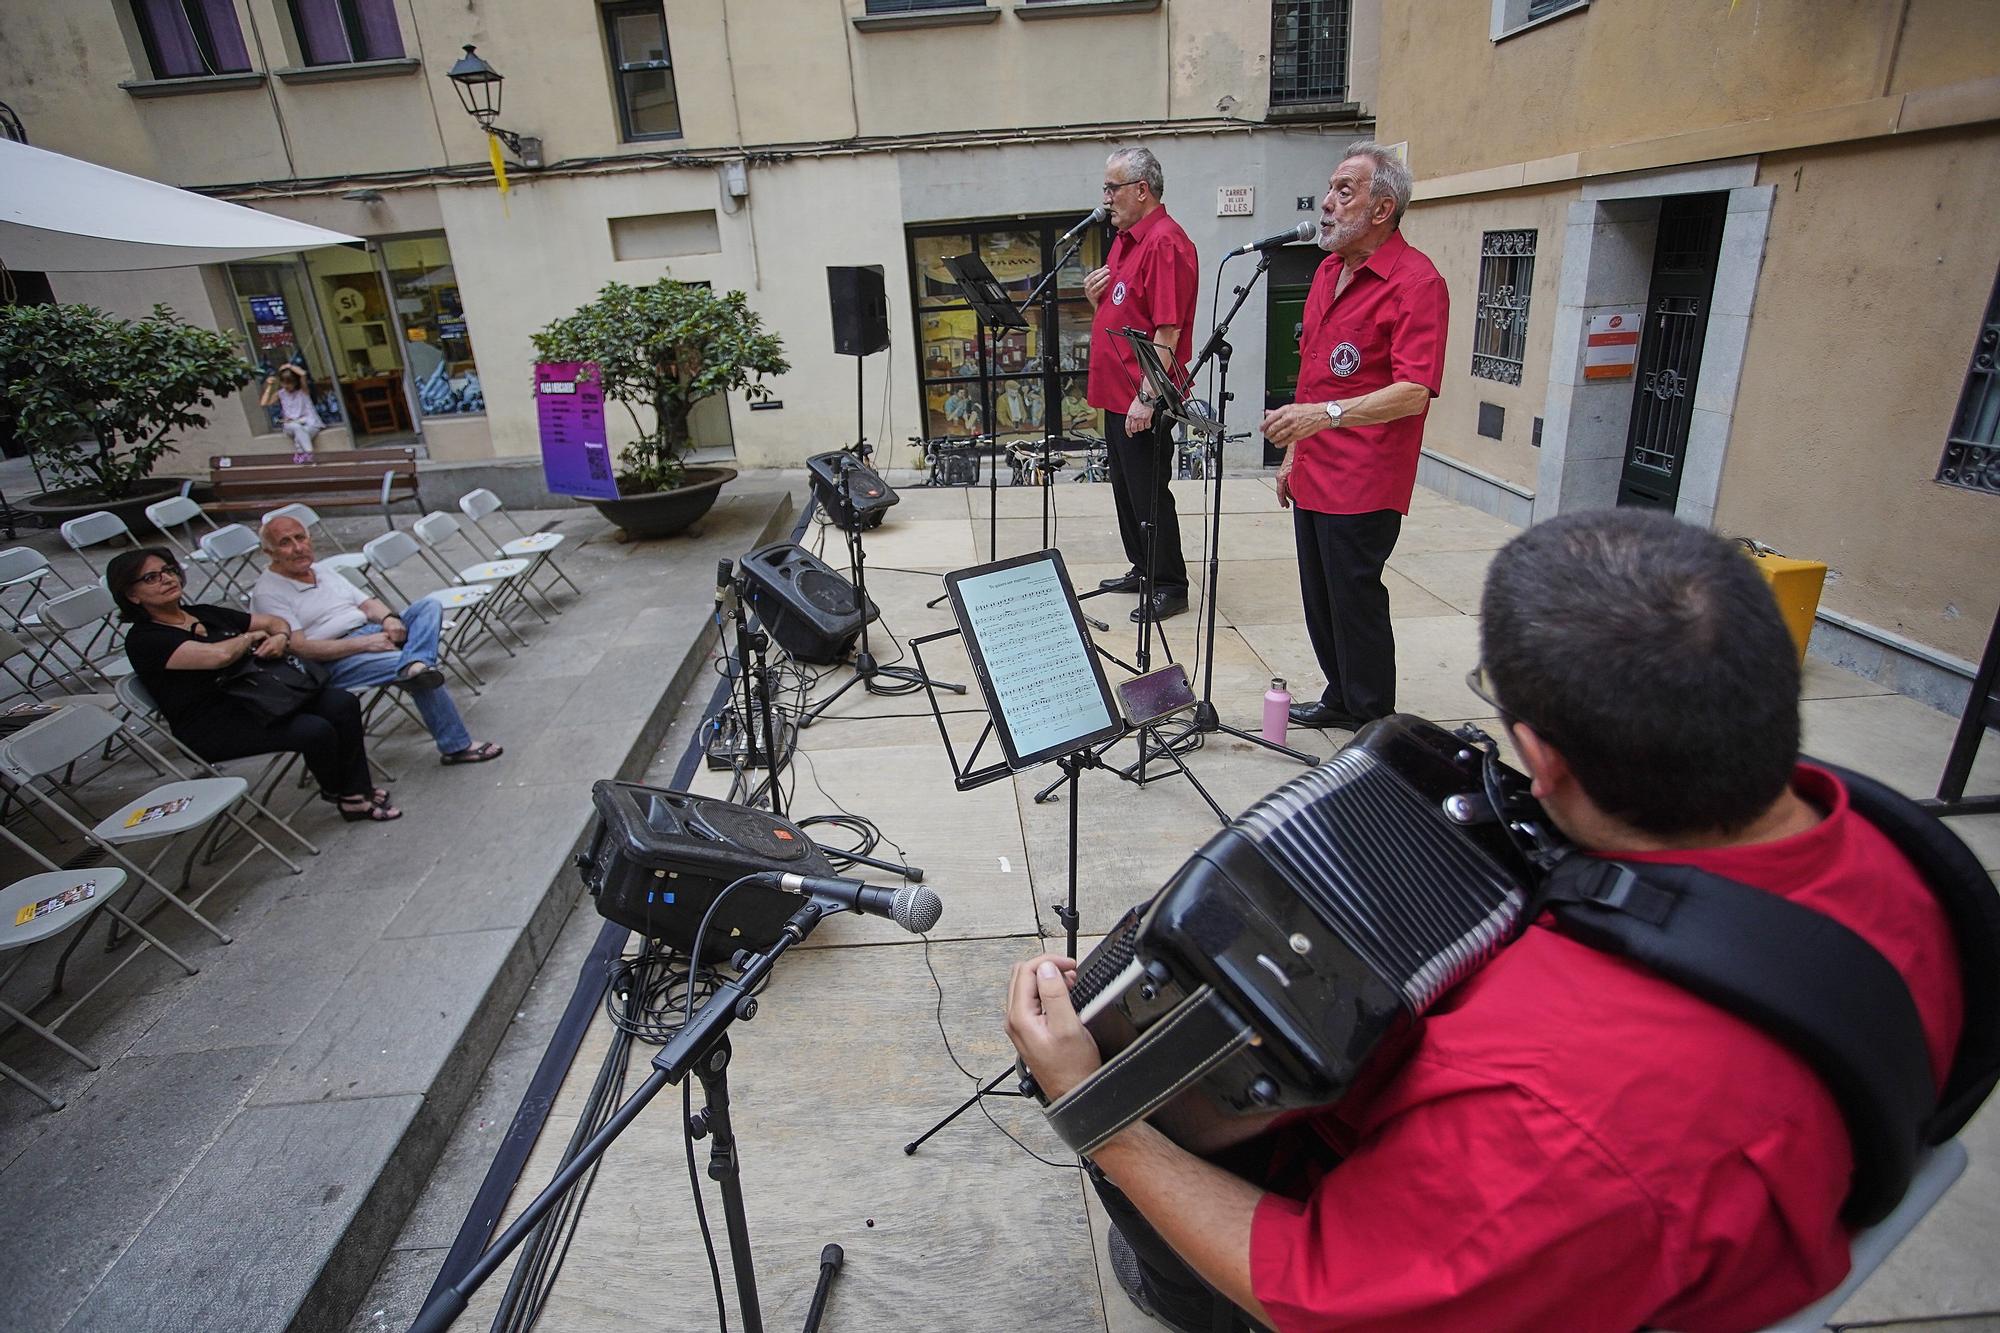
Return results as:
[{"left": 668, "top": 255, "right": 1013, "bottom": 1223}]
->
[
  {"left": 1717, "top": 124, "right": 2000, "bottom": 664},
  {"left": 1379, "top": 0, "right": 1991, "bottom": 182},
  {"left": 1399, "top": 187, "right": 1573, "bottom": 492}
]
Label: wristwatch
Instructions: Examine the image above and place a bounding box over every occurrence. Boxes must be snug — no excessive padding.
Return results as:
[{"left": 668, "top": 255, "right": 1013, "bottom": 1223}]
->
[{"left": 1324, "top": 400, "right": 1345, "bottom": 424}]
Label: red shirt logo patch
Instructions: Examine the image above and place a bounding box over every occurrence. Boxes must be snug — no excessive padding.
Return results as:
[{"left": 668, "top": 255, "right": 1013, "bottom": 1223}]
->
[
  {"left": 1329, "top": 342, "right": 1361, "bottom": 377},
  {"left": 1111, "top": 280, "right": 1128, "bottom": 307}
]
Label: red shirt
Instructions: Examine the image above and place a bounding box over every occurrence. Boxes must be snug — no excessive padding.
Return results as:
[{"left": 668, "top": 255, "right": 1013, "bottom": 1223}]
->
[
  {"left": 1247, "top": 765, "right": 1964, "bottom": 1332},
  {"left": 1289, "top": 231, "right": 1449, "bottom": 516},
  {"left": 1087, "top": 205, "right": 1199, "bottom": 413}
]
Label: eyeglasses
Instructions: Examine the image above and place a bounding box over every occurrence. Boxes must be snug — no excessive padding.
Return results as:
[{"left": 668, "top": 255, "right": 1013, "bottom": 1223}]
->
[
  {"left": 1464, "top": 663, "right": 1504, "bottom": 717},
  {"left": 1101, "top": 177, "right": 1143, "bottom": 196},
  {"left": 131, "top": 564, "right": 183, "bottom": 588}
]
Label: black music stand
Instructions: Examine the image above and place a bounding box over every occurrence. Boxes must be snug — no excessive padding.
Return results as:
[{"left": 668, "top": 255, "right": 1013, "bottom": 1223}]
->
[
  {"left": 942, "top": 253, "right": 1029, "bottom": 566},
  {"left": 1125, "top": 316, "right": 1318, "bottom": 768}
]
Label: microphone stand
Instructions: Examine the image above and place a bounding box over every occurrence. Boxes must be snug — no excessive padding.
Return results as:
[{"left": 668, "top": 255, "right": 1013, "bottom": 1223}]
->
[
  {"left": 408, "top": 898, "right": 850, "bottom": 1333},
  {"left": 1175, "top": 251, "right": 1318, "bottom": 767}
]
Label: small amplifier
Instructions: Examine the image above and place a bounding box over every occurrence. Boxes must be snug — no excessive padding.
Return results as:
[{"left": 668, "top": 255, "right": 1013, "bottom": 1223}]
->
[
  {"left": 738, "top": 542, "right": 878, "bottom": 664},
  {"left": 808, "top": 450, "right": 899, "bottom": 531},
  {"left": 578, "top": 781, "right": 835, "bottom": 961}
]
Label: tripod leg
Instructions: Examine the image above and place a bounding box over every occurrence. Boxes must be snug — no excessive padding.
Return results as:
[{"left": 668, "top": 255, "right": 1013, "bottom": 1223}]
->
[
  {"left": 1145, "top": 725, "right": 1229, "bottom": 824},
  {"left": 693, "top": 1045, "right": 767, "bottom": 1333},
  {"left": 802, "top": 1244, "right": 843, "bottom": 1333},
  {"left": 904, "top": 1065, "right": 1020, "bottom": 1155}
]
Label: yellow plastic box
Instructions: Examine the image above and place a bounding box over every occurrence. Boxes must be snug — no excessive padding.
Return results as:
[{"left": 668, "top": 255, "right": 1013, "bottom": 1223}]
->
[{"left": 1745, "top": 550, "right": 1826, "bottom": 666}]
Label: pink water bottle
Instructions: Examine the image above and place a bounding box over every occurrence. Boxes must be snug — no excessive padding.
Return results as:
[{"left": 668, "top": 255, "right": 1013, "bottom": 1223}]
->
[{"left": 1263, "top": 677, "right": 1292, "bottom": 745}]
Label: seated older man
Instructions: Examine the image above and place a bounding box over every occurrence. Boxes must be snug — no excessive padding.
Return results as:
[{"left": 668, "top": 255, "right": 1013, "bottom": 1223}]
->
[{"left": 251, "top": 516, "right": 502, "bottom": 765}]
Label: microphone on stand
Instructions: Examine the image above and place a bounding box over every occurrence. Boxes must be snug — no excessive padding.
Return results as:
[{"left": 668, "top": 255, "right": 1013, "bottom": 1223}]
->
[
  {"left": 1226, "top": 219, "right": 1318, "bottom": 256},
  {"left": 1059, "top": 205, "right": 1108, "bottom": 246},
  {"left": 755, "top": 871, "right": 945, "bottom": 934}
]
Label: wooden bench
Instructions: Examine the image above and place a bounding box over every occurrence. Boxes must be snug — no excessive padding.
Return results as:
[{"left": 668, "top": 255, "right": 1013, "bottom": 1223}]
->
[{"left": 206, "top": 447, "right": 422, "bottom": 530}]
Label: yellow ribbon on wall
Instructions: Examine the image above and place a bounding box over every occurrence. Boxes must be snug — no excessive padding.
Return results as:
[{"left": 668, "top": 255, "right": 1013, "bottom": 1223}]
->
[{"left": 487, "top": 132, "right": 511, "bottom": 196}]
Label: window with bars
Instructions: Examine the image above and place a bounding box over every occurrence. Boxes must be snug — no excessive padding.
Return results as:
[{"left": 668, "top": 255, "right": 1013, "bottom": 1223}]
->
[
  {"left": 1527, "top": 0, "right": 1585, "bottom": 19},
  {"left": 1270, "top": 1, "right": 1350, "bottom": 107},
  {"left": 287, "top": 0, "right": 404, "bottom": 66},
  {"left": 866, "top": 0, "right": 980, "bottom": 12},
  {"left": 133, "top": 0, "right": 252, "bottom": 78},
  {"left": 1472, "top": 229, "right": 1536, "bottom": 386},
  {"left": 1937, "top": 267, "right": 2000, "bottom": 497},
  {"left": 603, "top": 2, "right": 681, "bottom": 141}
]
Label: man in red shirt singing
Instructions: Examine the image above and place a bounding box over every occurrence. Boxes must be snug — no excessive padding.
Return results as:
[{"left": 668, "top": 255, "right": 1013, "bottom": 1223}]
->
[
  {"left": 1085, "top": 146, "right": 1199, "bottom": 624},
  {"left": 1262, "top": 143, "right": 1448, "bottom": 732},
  {"left": 1006, "top": 508, "right": 1965, "bottom": 1332}
]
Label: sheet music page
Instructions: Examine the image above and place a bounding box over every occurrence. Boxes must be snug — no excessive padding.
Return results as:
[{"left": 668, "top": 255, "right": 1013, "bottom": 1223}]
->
[{"left": 954, "top": 558, "right": 1113, "bottom": 761}]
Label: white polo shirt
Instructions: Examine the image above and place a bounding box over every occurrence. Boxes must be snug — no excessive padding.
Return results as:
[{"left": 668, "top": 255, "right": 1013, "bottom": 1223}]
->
[{"left": 249, "top": 562, "right": 370, "bottom": 640}]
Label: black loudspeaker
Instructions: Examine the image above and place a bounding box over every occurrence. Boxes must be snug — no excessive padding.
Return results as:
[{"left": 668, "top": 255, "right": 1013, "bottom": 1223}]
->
[
  {"left": 739, "top": 541, "right": 878, "bottom": 664},
  {"left": 580, "top": 781, "right": 834, "bottom": 961},
  {"left": 827, "top": 265, "right": 889, "bottom": 357},
  {"left": 808, "top": 450, "right": 899, "bottom": 532}
]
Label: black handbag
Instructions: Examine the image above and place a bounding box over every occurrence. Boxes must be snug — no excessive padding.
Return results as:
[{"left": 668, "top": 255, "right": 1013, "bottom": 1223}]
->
[{"left": 216, "top": 651, "right": 330, "bottom": 723}]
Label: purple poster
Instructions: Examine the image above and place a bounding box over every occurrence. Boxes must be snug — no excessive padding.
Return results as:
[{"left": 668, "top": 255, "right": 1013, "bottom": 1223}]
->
[{"left": 535, "top": 361, "right": 619, "bottom": 500}]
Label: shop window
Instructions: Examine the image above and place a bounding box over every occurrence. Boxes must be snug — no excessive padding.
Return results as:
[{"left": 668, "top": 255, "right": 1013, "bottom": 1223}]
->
[
  {"left": 380, "top": 235, "right": 483, "bottom": 418},
  {"left": 1937, "top": 266, "right": 2000, "bottom": 497},
  {"left": 226, "top": 258, "right": 343, "bottom": 432},
  {"left": 1471, "top": 229, "right": 1536, "bottom": 386},
  {"left": 1270, "top": 1, "right": 1349, "bottom": 108},
  {"left": 133, "top": 0, "right": 252, "bottom": 78},
  {"left": 288, "top": 0, "right": 404, "bottom": 66},
  {"left": 906, "top": 217, "right": 1106, "bottom": 443},
  {"left": 603, "top": 2, "right": 681, "bottom": 141}
]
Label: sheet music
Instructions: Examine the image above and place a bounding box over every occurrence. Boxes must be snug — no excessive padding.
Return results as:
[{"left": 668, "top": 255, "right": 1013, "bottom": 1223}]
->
[{"left": 954, "top": 557, "right": 1114, "bottom": 762}]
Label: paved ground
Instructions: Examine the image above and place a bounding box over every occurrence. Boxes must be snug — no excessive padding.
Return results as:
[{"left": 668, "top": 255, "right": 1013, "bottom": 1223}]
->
[
  {"left": 344, "top": 476, "right": 2000, "bottom": 1333},
  {"left": 0, "top": 481, "right": 796, "bottom": 1331}
]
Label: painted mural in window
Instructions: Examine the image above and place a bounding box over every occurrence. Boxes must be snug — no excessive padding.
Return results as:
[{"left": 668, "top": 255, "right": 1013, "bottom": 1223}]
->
[
  {"left": 1472, "top": 228, "right": 1536, "bottom": 386},
  {"left": 907, "top": 217, "right": 1106, "bottom": 443}
]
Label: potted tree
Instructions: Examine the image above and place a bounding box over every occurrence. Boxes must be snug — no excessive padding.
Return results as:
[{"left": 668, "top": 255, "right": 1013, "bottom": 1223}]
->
[
  {"left": 0, "top": 302, "right": 257, "bottom": 525},
  {"left": 531, "top": 278, "right": 787, "bottom": 539}
]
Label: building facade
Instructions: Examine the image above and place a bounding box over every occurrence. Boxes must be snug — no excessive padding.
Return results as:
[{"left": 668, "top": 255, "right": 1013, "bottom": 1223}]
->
[
  {"left": 1379, "top": 0, "right": 1999, "bottom": 694},
  {"left": 1, "top": 0, "right": 1377, "bottom": 475}
]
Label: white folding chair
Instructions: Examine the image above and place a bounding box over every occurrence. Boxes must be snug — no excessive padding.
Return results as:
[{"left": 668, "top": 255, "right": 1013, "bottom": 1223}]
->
[
  {"left": 0, "top": 545, "right": 79, "bottom": 636},
  {"left": 196, "top": 524, "right": 263, "bottom": 604},
  {"left": 261, "top": 503, "right": 372, "bottom": 579},
  {"left": 458, "top": 489, "right": 582, "bottom": 603},
  {"left": 362, "top": 529, "right": 510, "bottom": 680},
  {"left": 143, "top": 495, "right": 252, "bottom": 604},
  {"left": 0, "top": 706, "right": 306, "bottom": 948},
  {"left": 59, "top": 511, "right": 137, "bottom": 578},
  {"left": 27, "top": 585, "right": 134, "bottom": 692},
  {"left": 411, "top": 510, "right": 551, "bottom": 628}
]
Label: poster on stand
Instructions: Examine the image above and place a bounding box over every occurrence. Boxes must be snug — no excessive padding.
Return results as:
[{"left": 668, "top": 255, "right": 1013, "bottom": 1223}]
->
[{"left": 535, "top": 361, "right": 619, "bottom": 500}]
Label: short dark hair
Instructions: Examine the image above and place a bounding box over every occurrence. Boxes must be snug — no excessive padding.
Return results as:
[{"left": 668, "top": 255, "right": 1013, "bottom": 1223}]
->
[
  {"left": 105, "top": 546, "right": 181, "bottom": 623},
  {"left": 1479, "top": 509, "right": 1801, "bottom": 837}
]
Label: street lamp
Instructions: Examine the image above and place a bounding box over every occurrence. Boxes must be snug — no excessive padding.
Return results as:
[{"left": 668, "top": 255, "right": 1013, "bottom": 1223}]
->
[{"left": 446, "top": 45, "right": 540, "bottom": 168}]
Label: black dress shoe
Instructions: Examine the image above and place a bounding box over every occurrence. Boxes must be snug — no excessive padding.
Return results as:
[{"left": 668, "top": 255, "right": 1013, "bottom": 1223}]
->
[
  {"left": 1289, "top": 701, "right": 1367, "bottom": 730},
  {"left": 1129, "top": 588, "right": 1190, "bottom": 622},
  {"left": 1098, "top": 570, "right": 1145, "bottom": 593}
]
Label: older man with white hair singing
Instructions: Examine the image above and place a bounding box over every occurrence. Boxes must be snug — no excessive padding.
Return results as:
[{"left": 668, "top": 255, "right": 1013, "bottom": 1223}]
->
[{"left": 250, "top": 516, "right": 502, "bottom": 766}]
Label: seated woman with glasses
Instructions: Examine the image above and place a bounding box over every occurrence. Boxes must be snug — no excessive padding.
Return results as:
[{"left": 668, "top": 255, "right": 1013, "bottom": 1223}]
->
[{"left": 107, "top": 548, "right": 401, "bottom": 823}]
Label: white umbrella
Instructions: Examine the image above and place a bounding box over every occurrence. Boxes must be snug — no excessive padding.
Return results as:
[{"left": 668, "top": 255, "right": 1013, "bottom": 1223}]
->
[{"left": 0, "top": 138, "right": 360, "bottom": 272}]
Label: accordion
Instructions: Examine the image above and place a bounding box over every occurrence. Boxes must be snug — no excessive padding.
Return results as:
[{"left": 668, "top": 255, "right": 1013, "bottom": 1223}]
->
[{"left": 1042, "top": 715, "right": 1543, "bottom": 1157}]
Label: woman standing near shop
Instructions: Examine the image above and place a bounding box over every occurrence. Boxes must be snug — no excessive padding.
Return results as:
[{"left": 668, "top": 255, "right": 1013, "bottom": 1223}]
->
[{"left": 260, "top": 364, "right": 324, "bottom": 463}]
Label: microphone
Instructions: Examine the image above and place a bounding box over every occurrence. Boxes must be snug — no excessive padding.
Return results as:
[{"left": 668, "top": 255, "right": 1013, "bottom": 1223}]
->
[
  {"left": 1227, "top": 219, "right": 1318, "bottom": 256},
  {"left": 1058, "top": 205, "right": 1107, "bottom": 245},
  {"left": 714, "top": 559, "right": 736, "bottom": 610},
  {"left": 767, "top": 871, "right": 945, "bottom": 934}
]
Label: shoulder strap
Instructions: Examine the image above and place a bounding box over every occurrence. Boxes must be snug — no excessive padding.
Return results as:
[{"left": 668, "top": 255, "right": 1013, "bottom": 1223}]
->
[
  {"left": 1816, "top": 760, "right": 2000, "bottom": 1143},
  {"left": 1541, "top": 854, "right": 1934, "bottom": 1227}
]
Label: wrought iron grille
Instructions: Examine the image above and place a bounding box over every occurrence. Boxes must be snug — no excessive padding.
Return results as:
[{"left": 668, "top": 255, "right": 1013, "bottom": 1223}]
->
[
  {"left": 1271, "top": 1, "right": 1350, "bottom": 107},
  {"left": 1628, "top": 295, "right": 1702, "bottom": 475},
  {"left": 1471, "top": 229, "right": 1536, "bottom": 386},
  {"left": 1527, "top": 0, "right": 1585, "bottom": 20},
  {"left": 1938, "top": 268, "right": 2000, "bottom": 497}
]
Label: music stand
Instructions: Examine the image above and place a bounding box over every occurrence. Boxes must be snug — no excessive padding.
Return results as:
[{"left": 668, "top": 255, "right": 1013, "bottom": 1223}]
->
[
  {"left": 1120, "top": 326, "right": 1317, "bottom": 768},
  {"left": 942, "top": 253, "right": 1029, "bottom": 566}
]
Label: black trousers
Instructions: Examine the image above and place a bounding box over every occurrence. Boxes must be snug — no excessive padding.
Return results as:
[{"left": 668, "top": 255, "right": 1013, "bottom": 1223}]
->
[
  {"left": 181, "top": 685, "right": 372, "bottom": 799},
  {"left": 1293, "top": 506, "right": 1403, "bottom": 719},
  {"left": 1091, "top": 1142, "right": 1278, "bottom": 1333},
  {"left": 1107, "top": 413, "right": 1188, "bottom": 592}
]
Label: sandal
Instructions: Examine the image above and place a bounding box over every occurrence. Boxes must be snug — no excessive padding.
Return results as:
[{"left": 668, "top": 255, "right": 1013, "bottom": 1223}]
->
[
  {"left": 397, "top": 662, "right": 447, "bottom": 692},
  {"left": 321, "top": 787, "right": 392, "bottom": 807},
  {"left": 441, "top": 741, "right": 503, "bottom": 766},
  {"left": 338, "top": 796, "right": 401, "bottom": 822}
]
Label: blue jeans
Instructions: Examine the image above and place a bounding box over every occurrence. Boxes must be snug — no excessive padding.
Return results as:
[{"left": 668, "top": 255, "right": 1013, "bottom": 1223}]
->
[{"left": 324, "top": 598, "right": 472, "bottom": 755}]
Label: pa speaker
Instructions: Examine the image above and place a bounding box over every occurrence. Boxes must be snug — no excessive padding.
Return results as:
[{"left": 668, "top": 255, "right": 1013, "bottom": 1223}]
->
[
  {"left": 808, "top": 450, "right": 899, "bottom": 532},
  {"left": 580, "top": 781, "right": 834, "bottom": 961},
  {"left": 739, "top": 541, "right": 878, "bottom": 664},
  {"left": 827, "top": 265, "right": 889, "bottom": 357}
]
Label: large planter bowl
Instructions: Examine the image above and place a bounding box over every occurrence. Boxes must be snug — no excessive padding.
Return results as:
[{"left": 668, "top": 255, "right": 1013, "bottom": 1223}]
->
[
  {"left": 19, "top": 476, "right": 186, "bottom": 531},
  {"left": 585, "top": 466, "right": 736, "bottom": 540}
]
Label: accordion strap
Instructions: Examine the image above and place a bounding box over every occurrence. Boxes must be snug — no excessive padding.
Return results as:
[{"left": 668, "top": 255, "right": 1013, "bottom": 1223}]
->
[{"left": 1046, "top": 985, "right": 1256, "bottom": 1158}]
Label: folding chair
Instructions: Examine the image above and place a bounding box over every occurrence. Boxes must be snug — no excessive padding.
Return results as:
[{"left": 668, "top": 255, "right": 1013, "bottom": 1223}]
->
[
  {"left": 0, "top": 546, "right": 80, "bottom": 637},
  {"left": 260, "top": 502, "right": 371, "bottom": 576},
  {"left": 26, "top": 585, "right": 134, "bottom": 693},
  {"left": 196, "top": 524, "right": 262, "bottom": 604},
  {"left": 59, "top": 511, "right": 137, "bottom": 578},
  {"left": 143, "top": 495, "right": 256, "bottom": 604},
  {"left": 458, "top": 489, "right": 582, "bottom": 603},
  {"left": 362, "top": 529, "right": 513, "bottom": 678},
  {"left": 411, "top": 511, "right": 552, "bottom": 627},
  {"left": 0, "top": 706, "right": 307, "bottom": 948}
]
